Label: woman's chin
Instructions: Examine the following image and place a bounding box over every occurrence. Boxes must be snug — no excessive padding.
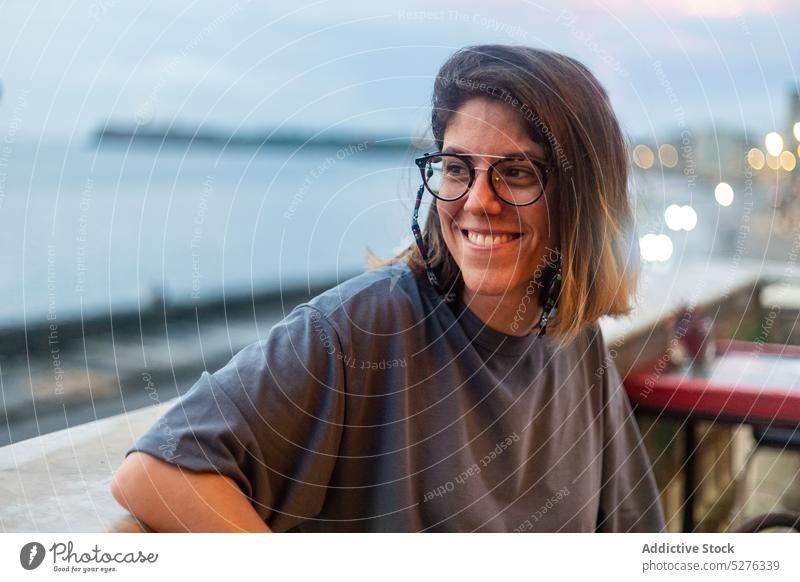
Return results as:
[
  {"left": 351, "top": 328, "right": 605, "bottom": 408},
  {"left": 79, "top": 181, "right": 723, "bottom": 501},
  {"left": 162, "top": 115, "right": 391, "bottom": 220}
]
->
[{"left": 461, "top": 273, "right": 519, "bottom": 299}]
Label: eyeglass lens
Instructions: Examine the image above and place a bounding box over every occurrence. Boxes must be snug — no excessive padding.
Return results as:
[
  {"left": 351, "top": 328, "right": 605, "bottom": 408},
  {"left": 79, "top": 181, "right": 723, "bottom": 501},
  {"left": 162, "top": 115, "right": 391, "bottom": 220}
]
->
[{"left": 422, "top": 154, "right": 545, "bottom": 205}]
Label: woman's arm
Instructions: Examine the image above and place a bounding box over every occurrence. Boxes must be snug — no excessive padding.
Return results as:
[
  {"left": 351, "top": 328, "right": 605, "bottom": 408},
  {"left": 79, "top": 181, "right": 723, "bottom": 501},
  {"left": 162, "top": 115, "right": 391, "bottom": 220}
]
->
[
  {"left": 117, "top": 307, "right": 346, "bottom": 531},
  {"left": 111, "top": 451, "right": 272, "bottom": 533}
]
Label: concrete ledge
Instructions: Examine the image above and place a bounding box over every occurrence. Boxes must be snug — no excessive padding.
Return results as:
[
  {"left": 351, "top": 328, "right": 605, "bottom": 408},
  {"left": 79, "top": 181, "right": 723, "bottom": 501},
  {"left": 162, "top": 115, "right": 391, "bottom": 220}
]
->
[
  {"left": 0, "top": 402, "right": 170, "bottom": 532},
  {"left": 601, "top": 261, "right": 765, "bottom": 375}
]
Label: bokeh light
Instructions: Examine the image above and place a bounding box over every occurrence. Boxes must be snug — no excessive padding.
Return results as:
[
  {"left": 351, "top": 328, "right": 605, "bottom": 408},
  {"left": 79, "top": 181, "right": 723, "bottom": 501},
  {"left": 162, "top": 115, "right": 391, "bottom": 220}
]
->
[
  {"left": 639, "top": 234, "right": 673, "bottom": 262},
  {"left": 715, "top": 182, "right": 734, "bottom": 206},
  {"left": 633, "top": 144, "right": 654, "bottom": 169},
  {"left": 664, "top": 204, "right": 697, "bottom": 231},
  {"left": 780, "top": 150, "right": 796, "bottom": 171},
  {"left": 658, "top": 144, "right": 678, "bottom": 168},
  {"left": 747, "top": 148, "right": 765, "bottom": 170},
  {"left": 765, "top": 132, "right": 784, "bottom": 156},
  {"left": 766, "top": 154, "right": 781, "bottom": 170}
]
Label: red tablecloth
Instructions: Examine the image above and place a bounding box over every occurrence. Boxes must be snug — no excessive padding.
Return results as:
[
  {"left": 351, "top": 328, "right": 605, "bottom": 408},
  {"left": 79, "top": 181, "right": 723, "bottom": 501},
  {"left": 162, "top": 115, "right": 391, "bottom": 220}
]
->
[{"left": 624, "top": 340, "right": 800, "bottom": 428}]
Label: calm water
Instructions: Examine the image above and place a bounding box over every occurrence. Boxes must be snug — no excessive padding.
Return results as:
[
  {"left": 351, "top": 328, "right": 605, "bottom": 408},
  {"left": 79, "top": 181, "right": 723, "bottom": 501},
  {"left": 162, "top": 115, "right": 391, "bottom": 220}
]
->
[
  {"left": 0, "top": 138, "right": 745, "bottom": 329},
  {"left": 0, "top": 139, "right": 421, "bottom": 327}
]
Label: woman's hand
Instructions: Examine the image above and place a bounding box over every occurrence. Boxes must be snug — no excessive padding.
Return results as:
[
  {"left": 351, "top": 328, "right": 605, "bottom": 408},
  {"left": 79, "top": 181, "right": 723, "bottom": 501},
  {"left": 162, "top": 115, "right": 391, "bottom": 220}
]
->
[{"left": 111, "top": 451, "right": 272, "bottom": 532}]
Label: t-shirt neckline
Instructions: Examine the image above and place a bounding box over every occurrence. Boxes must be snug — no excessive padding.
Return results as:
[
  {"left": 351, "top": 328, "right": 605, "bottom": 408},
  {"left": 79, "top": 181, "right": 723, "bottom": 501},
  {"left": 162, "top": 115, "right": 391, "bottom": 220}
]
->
[{"left": 448, "top": 293, "right": 546, "bottom": 357}]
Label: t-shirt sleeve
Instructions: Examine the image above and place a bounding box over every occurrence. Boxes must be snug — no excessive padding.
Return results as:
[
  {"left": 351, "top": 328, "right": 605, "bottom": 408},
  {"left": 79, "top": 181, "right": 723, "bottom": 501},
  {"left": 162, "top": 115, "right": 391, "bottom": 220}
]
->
[
  {"left": 595, "top": 329, "right": 667, "bottom": 533},
  {"left": 124, "top": 305, "right": 346, "bottom": 532}
]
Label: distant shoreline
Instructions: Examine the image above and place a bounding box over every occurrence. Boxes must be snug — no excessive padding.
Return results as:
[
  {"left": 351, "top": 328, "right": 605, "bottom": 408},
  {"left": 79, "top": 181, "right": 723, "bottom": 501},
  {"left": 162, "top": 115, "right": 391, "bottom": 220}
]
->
[
  {"left": 0, "top": 271, "right": 359, "bottom": 357},
  {"left": 93, "top": 123, "right": 431, "bottom": 151}
]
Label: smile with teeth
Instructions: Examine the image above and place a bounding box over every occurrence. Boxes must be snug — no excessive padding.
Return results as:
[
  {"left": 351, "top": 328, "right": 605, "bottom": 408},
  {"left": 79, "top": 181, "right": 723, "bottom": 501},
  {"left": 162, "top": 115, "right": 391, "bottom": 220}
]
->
[{"left": 462, "top": 229, "right": 522, "bottom": 247}]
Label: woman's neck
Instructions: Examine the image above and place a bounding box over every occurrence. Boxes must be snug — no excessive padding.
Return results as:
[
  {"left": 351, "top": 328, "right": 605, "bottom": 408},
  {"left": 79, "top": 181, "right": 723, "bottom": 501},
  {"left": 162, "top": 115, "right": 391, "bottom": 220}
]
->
[{"left": 460, "top": 285, "right": 544, "bottom": 337}]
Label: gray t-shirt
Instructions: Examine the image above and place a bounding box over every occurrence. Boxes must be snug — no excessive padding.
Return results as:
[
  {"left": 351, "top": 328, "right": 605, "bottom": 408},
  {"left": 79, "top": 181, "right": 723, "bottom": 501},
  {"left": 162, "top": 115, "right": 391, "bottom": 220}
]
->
[{"left": 126, "top": 262, "right": 666, "bottom": 532}]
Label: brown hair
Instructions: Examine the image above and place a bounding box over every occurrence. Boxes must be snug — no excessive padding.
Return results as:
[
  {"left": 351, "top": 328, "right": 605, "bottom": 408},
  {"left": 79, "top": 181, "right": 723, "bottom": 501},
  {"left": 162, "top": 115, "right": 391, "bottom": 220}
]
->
[{"left": 370, "top": 44, "right": 638, "bottom": 345}]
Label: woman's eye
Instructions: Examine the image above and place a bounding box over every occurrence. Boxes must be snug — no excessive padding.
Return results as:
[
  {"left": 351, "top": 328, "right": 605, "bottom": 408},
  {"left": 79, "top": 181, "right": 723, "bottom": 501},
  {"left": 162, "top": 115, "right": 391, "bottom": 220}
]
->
[
  {"left": 445, "top": 163, "right": 468, "bottom": 176},
  {"left": 504, "top": 166, "right": 533, "bottom": 179}
]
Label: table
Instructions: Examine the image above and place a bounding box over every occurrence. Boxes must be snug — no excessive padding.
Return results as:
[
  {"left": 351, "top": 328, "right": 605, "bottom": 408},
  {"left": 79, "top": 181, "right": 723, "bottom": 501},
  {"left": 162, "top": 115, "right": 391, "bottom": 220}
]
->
[{"left": 624, "top": 340, "right": 800, "bottom": 531}]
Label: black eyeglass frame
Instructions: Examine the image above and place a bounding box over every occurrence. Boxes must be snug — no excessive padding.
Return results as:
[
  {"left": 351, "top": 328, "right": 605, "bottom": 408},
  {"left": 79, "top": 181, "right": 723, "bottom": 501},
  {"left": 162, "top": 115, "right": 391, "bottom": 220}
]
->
[{"left": 414, "top": 151, "right": 554, "bottom": 207}]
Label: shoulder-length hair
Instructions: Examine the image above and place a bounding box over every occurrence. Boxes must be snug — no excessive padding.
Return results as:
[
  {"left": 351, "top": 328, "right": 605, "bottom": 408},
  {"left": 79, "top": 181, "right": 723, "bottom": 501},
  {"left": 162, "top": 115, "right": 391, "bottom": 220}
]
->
[{"left": 371, "top": 44, "right": 639, "bottom": 346}]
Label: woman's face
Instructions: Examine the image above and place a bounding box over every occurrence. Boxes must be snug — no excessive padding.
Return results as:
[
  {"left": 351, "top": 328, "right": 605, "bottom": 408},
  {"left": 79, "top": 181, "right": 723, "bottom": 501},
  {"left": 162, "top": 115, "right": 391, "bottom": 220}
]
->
[{"left": 437, "top": 97, "right": 560, "bottom": 302}]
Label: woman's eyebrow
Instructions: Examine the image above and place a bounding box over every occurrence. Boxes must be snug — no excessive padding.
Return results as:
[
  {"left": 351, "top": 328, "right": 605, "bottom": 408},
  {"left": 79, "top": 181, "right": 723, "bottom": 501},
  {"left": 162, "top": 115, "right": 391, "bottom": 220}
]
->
[{"left": 441, "top": 147, "right": 546, "bottom": 160}]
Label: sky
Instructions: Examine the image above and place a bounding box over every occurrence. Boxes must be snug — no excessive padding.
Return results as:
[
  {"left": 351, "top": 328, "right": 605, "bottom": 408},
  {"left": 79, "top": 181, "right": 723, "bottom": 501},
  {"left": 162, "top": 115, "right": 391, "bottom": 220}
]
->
[{"left": 0, "top": 0, "right": 798, "bottom": 145}]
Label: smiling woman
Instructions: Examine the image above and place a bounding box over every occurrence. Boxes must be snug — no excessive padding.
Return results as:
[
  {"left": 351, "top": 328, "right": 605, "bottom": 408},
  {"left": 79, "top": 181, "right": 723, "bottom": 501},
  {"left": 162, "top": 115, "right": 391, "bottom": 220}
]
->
[
  {"left": 112, "top": 44, "right": 665, "bottom": 533},
  {"left": 389, "top": 45, "right": 639, "bottom": 344}
]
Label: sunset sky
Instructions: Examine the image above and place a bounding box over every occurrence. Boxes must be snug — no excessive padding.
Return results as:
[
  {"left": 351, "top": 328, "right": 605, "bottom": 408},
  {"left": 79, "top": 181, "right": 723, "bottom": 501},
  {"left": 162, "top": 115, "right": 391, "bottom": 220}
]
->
[{"left": 1, "top": 0, "right": 798, "bottom": 143}]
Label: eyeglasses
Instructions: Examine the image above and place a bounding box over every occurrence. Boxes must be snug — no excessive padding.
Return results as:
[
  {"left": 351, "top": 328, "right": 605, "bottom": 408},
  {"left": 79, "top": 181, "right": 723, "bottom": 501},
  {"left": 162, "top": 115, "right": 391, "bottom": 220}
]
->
[{"left": 415, "top": 152, "right": 553, "bottom": 206}]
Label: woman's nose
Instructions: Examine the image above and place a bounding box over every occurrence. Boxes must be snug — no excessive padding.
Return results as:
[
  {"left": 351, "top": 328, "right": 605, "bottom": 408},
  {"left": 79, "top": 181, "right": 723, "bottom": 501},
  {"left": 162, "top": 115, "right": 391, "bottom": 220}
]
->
[{"left": 462, "top": 170, "right": 503, "bottom": 215}]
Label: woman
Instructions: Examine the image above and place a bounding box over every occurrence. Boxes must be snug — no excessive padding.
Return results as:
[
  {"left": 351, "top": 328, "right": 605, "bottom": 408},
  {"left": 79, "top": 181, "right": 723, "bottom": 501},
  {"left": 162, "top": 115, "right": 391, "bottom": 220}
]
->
[{"left": 111, "top": 45, "right": 666, "bottom": 533}]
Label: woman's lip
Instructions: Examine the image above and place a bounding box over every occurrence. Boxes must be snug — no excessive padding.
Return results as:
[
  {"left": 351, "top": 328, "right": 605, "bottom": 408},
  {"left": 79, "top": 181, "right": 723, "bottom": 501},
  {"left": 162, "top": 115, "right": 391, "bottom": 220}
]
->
[
  {"left": 459, "top": 228, "right": 524, "bottom": 251},
  {"left": 459, "top": 227, "right": 522, "bottom": 235}
]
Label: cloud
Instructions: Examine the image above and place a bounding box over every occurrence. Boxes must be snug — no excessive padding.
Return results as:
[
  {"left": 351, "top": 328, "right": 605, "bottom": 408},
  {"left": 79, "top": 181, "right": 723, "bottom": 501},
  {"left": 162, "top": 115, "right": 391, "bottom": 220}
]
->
[{"left": 597, "top": 0, "right": 793, "bottom": 18}]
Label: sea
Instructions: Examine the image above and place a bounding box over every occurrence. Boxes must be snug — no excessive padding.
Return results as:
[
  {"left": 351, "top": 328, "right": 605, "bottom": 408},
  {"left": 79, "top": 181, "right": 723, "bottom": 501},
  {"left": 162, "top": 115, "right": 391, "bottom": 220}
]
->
[
  {"left": 0, "top": 137, "right": 743, "bottom": 330},
  {"left": 0, "top": 138, "right": 422, "bottom": 328}
]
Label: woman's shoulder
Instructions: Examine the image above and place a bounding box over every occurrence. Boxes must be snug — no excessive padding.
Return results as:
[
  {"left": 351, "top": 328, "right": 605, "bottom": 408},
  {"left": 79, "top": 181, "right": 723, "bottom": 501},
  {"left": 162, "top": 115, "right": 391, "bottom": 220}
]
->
[
  {"left": 223, "top": 263, "right": 425, "bottom": 389},
  {"left": 548, "top": 319, "right": 605, "bottom": 357},
  {"left": 295, "top": 261, "right": 426, "bottom": 335},
  {"left": 550, "top": 320, "right": 619, "bottom": 387}
]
